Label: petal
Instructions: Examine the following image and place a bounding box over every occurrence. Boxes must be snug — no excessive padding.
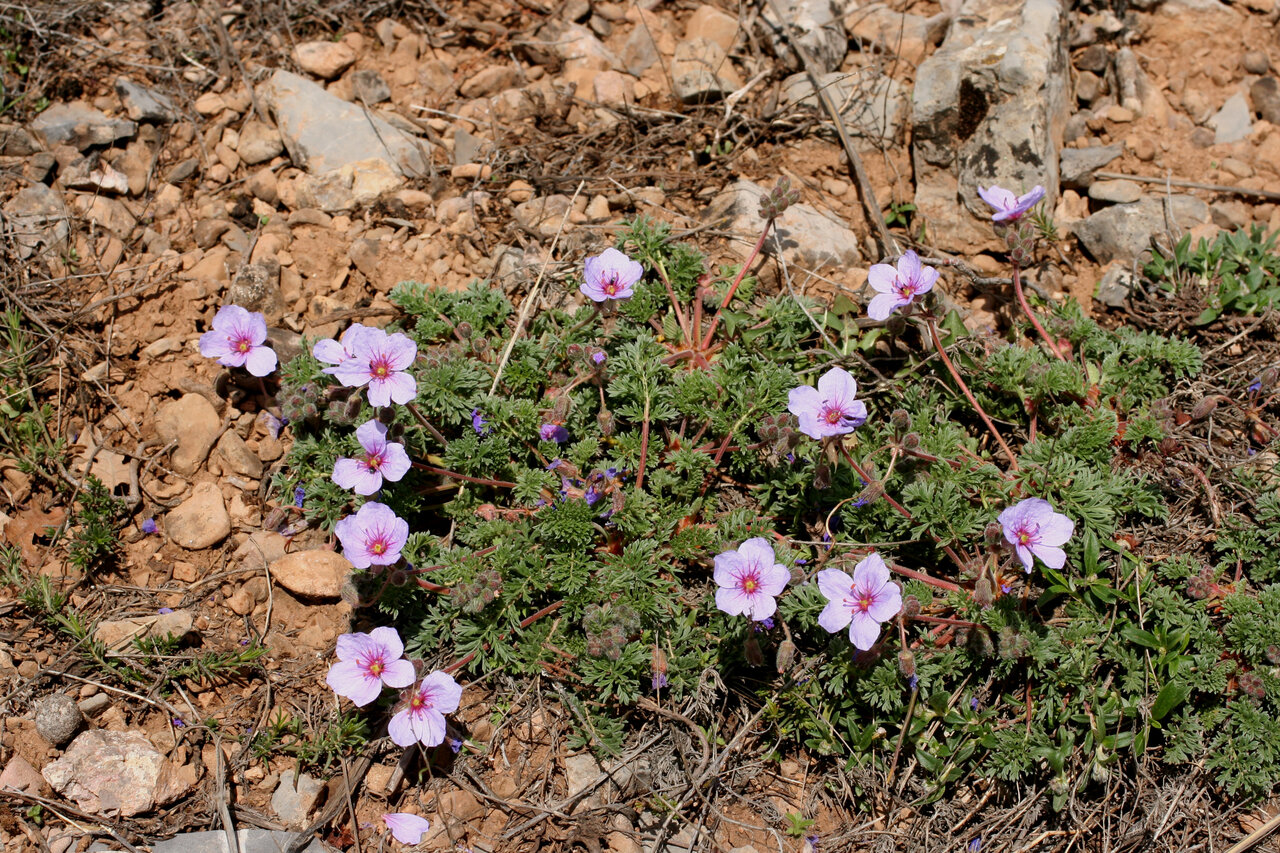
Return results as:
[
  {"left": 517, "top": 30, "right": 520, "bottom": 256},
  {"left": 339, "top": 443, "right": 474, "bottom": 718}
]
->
[
  {"left": 327, "top": 661, "right": 381, "bottom": 706},
  {"left": 1014, "top": 543, "right": 1034, "bottom": 573},
  {"left": 421, "top": 670, "right": 464, "bottom": 714},
  {"left": 333, "top": 361, "right": 372, "bottom": 388},
  {"left": 378, "top": 444, "right": 412, "bottom": 483},
  {"left": 198, "top": 330, "right": 230, "bottom": 359},
  {"left": 583, "top": 253, "right": 604, "bottom": 288},
  {"left": 388, "top": 709, "right": 417, "bottom": 747},
  {"left": 852, "top": 553, "right": 891, "bottom": 590},
  {"left": 897, "top": 250, "right": 922, "bottom": 284},
  {"left": 386, "top": 334, "right": 418, "bottom": 369},
  {"left": 1033, "top": 544, "right": 1067, "bottom": 569},
  {"left": 244, "top": 346, "right": 278, "bottom": 377},
  {"left": 815, "top": 568, "right": 853, "bottom": 602},
  {"left": 977, "top": 185, "right": 1014, "bottom": 211},
  {"left": 816, "top": 367, "right": 857, "bottom": 403},
  {"left": 413, "top": 708, "right": 447, "bottom": 747},
  {"left": 848, "top": 613, "right": 882, "bottom": 650},
  {"left": 716, "top": 586, "right": 750, "bottom": 616},
  {"left": 736, "top": 537, "right": 776, "bottom": 568},
  {"left": 1037, "top": 512, "right": 1075, "bottom": 546},
  {"left": 580, "top": 281, "right": 608, "bottom": 302},
  {"left": 844, "top": 400, "right": 868, "bottom": 427},
  {"left": 746, "top": 593, "right": 778, "bottom": 621},
  {"left": 368, "top": 626, "right": 404, "bottom": 660},
  {"left": 916, "top": 264, "right": 939, "bottom": 293},
  {"left": 866, "top": 292, "right": 901, "bottom": 322},
  {"left": 795, "top": 411, "right": 825, "bottom": 440},
  {"left": 713, "top": 550, "right": 743, "bottom": 590},
  {"left": 384, "top": 813, "right": 431, "bottom": 845},
  {"left": 312, "top": 338, "right": 346, "bottom": 364},
  {"left": 866, "top": 263, "right": 898, "bottom": 294},
  {"left": 334, "top": 631, "right": 371, "bottom": 661},
  {"left": 365, "top": 378, "right": 391, "bottom": 408},
  {"left": 380, "top": 658, "right": 417, "bottom": 689},
  {"left": 333, "top": 458, "right": 371, "bottom": 493},
  {"left": 758, "top": 562, "right": 792, "bottom": 597},
  {"left": 787, "top": 385, "right": 821, "bottom": 419},
  {"left": 385, "top": 372, "right": 417, "bottom": 405},
  {"left": 355, "top": 419, "right": 387, "bottom": 450},
  {"left": 817, "top": 600, "right": 852, "bottom": 634},
  {"left": 867, "top": 584, "right": 903, "bottom": 623},
  {"left": 1018, "top": 186, "right": 1046, "bottom": 208}
]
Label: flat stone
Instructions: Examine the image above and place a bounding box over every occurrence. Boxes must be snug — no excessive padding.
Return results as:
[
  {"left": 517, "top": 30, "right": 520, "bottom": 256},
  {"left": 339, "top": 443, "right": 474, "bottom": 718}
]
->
[
  {"left": 707, "top": 179, "right": 862, "bottom": 270},
  {"left": 43, "top": 730, "right": 185, "bottom": 817},
  {"left": 34, "top": 693, "right": 83, "bottom": 746},
  {"left": 514, "top": 194, "right": 574, "bottom": 237},
  {"left": 1088, "top": 179, "right": 1142, "bottom": 204},
  {"left": 166, "top": 483, "right": 231, "bottom": 550},
  {"left": 72, "top": 195, "right": 136, "bottom": 236},
  {"left": 227, "top": 262, "right": 284, "bottom": 325},
  {"left": 670, "top": 38, "right": 743, "bottom": 103},
  {"left": 294, "top": 41, "right": 357, "bottom": 80},
  {"left": 1072, "top": 195, "right": 1209, "bottom": 263},
  {"left": 93, "top": 610, "right": 196, "bottom": 650},
  {"left": 460, "top": 66, "right": 522, "bottom": 99},
  {"left": 78, "top": 694, "right": 111, "bottom": 718},
  {"left": 216, "top": 430, "right": 263, "bottom": 479},
  {"left": 150, "top": 828, "right": 333, "bottom": 853},
  {"left": 166, "top": 157, "right": 199, "bottom": 183},
  {"left": 269, "top": 549, "right": 352, "bottom": 599},
  {"left": 233, "top": 531, "right": 288, "bottom": 571},
  {"left": 762, "top": 0, "right": 848, "bottom": 73},
  {"left": 30, "top": 102, "right": 136, "bottom": 150},
  {"left": 293, "top": 157, "right": 403, "bottom": 211},
  {"left": 1211, "top": 92, "right": 1252, "bottom": 145},
  {"left": 271, "top": 770, "right": 325, "bottom": 827},
  {"left": 0, "top": 756, "right": 46, "bottom": 795},
  {"left": 846, "top": 7, "right": 931, "bottom": 65},
  {"left": 114, "top": 77, "right": 177, "bottom": 123},
  {"left": 237, "top": 120, "right": 284, "bottom": 166},
  {"left": 0, "top": 122, "right": 42, "bottom": 156},
  {"left": 155, "top": 393, "right": 220, "bottom": 475},
  {"left": 782, "top": 71, "right": 907, "bottom": 149},
  {"left": 351, "top": 69, "right": 391, "bottom": 105},
  {"left": 1243, "top": 50, "right": 1271, "bottom": 75},
  {"left": 1095, "top": 262, "right": 1135, "bottom": 308},
  {"left": 2, "top": 183, "right": 70, "bottom": 259},
  {"left": 259, "top": 70, "right": 429, "bottom": 177},
  {"left": 348, "top": 238, "right": 380, "bottom": 277}
]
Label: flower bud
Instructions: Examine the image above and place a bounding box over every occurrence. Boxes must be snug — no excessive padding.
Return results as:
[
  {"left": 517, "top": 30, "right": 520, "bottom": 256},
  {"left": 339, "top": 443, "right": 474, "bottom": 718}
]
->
[
  {"left": 1158, "top": 437, "right": 1181, "bottom": 456},
  {"left": 973, "top": 576, "right": 994, "bottom": 608},
  {"left": 455, "top": 321, "right": 473, "bottom": 339},
  {"left": 897, "top": 650, "right": 916, "bottom": 679},
  {"left": 1190, "top": 396, "right": 1219, "bottom": 421},
  {"left": 1091, "top": 761, "right": 1111, "bottom": 784},
  {"left": 744, "top": 636, "right": 764, "bottom": 667},
  {"left": 1049, "top": 776, "right": 1069, "bottom": 797},
  {"left": 597, "top": 408, "right": 615, "bottom": 436},
  {"left": 340, "top": 575, "right": 362, "bottom": 608},
  {"left": 377, "top": 406, "right": 396, "bottom": 425},
  {"left": 1267, "top": 644, "right": 1280, "bottom": 665},
  {"left": 855, "top": 480, "right": 885, "bottom": 505},
  {"left": 1186, "top": 577, "right": 1209, "bottom": 599},
  {"left": 775, "top": 639, "right": 797, "bottom": 673},
  {"left": 262, "top": 506, "right": 288, "bottom": 531},
  {"left": 344, "top": 395, "right": 364, "bottom": 420},
  {"left": 885, "top": 313, "right": 907, "bottom": 336},
  {"left": 901, "top": 432, "right": 921, "bottom": 450},
  {"left": 472, "top": 336, "right": 489, "bottom": 354},
  {"left": 966, "top": 626, "right": 995, "bottom": 658},
  {"left": 890, "top": 409, "right": 911, "bottom": 432},
  {"left": 1263, "top": 366, "right": 1280, "bottom": 388},
  {"left": 901, "top": 595, "right": 921, "bottom": 619},
  {"left": 984, "top": 522, "right": 1003, "bottom": 547},
  {"left": 1239, "top": 672, "right": 1265, "bottom": 698},
  {"left": 388, "top": 569, "right": 408, "bottom": 585},
  {"left": 552, "top": 395, "right": 571, "bottom": 421},
  {"left": 813, "top": 461, "right": 832, "bottom": 490}
]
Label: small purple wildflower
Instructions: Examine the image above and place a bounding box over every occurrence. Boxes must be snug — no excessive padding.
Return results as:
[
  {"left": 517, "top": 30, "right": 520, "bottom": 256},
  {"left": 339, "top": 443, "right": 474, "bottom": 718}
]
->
[
  {"left": 172, "top": 718, "right": 185, "bottom": 728},
  {"left": 592, "top": 351, "right": 607, "bottom": 365},
  {"left": 584, "top": 486, "right": 601, "bottom": 505},
  {"left": 998, "top": 498, "right": 1075, "bottom": 573},
  {"left": 158, "top": 607, "right": 173, "bottom": 614},
  {"left": 198, "top": 305, "right": 278, "bottom": 376},
  {"left": 449, "top": 737, "right": 464, "bottom": 754},
  {"left": 332, "top": 419, "right": 411, "bottom": 496},
  {"left": 540, "top": 423, "right": 569, "bottom": 443},
  {"left": 1249, "top": 379, "right": 1263, "bottom": 393},
  {"left": 332, "top": 327, "right": 418, "bottom": 407},
  {"left": 334, "top": 501, "right": 410, "bottom": 569},
  {"left": 471, "top": 408, "right": 491, "bottom": 436},
  {"left": 977, "top": 184, "right": 1045, "bottom": 223},
  {"left": 816, "top": 553, "right": 903, "bottom": 651},
  {"left": 866, "top": 250, "right": 938, "bottom": 321},
  {"left": 141, "top": 518, "right": 157, "bottom": 535},
  {"left": 581, "top": 247, "right": 643, "bottom": 302},
  {"left": 259, "top": 411, "right": 284, "bottom": 439},
  {"left": 909, "top": 674, "right": 919, "bottom": 689},
  {"left": 389, "top": 670, "right": 464, "bottom": 748},
  {"left": 1001, "top": 583, "right": 1012, "bottom": 594},
  {"left": 293, "top": 486, "right": 305, "bottom": 509},
  {"left": 326, "top": 626, "right": 416, "bottom": 706},
  {"left": 970, "top": 697, "right": 980, "bottom": 711},
  {"left": 383, "top": 813, "right": 431, "bottom": 845},
  {"left": 806, "top": 835, "right": 821, "bottom": 853},
  {"left": 753, "top": 617, "right": 775, "bottom": 632},
  {"left": 713, "top": 537, "right": 791, "bottom": 621},
  {"left": 651, "top": 671, "right": 669, "bottom": 690},
  {"left": 795, "top": 557, "right": 808, "bottom": 565},
  {"left": 968, "top": 838, "right": 982, "bottom": 853},
  {"left": 787, "top": 367, "right": 868, "bottom": 439}
]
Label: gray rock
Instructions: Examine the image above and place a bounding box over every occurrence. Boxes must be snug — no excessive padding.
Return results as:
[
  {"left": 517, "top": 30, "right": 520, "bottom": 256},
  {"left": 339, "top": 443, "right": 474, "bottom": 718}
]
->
[
  {"left": 1074, "top": 45, "right": 1109, "bottom": 73},
  {"left": 911, "top": 0, "right": 1072, "bottom": 253},
  {"left": 78, "top": 693, "right": 111, "bottom": 718},
  {"left": 271, "top": 770, "right": 325, "bottom": 827},
  {"left": 514, "top": 194, "right": 574, "bottom": 237},
  {"left": 42, "top": 730, "right": 187, "bottom": 817},
  {"left": 1211, "top": 92, "right": 1252, "bottom": 145},
  {"left": 1088, "top": 179, "right": 1142, "bottom": 204},
  {"left": 782, "top": 70, "right": 907, "bottom": 149},
  {"left": 1063, "top": 111, "right": 1091, "bottom": 142},
  {"left": 29, "top": 102, "right": 136, "bottom": 150},
  {"left": 670, "top": 38, "right": 743, "bottom": 103},
  {"left": 166, "top": 482, "right": 231, "bottom": 550},
  {"left": 1095, "top": 263, "right": 1135, "bottom": 308},
  {"left": 34, "top": 693, "right": 83, "bottom": 746},
  {"left": 707, "top": 179, "right": 861, "bottom": 271},
  {"left": 258, "top": 70, "right": 429, "bottom": 177},
  {"left": 1075, "top": 71, "right": 1103, "bottom": 104},
  {"left": 152, "top": 829, "right": 331, "bottom": 853},
  {"left": 114, "top": 77, "right": 177, "bottom": 123},
  {"left": 165, "top": 157, "right": 200, "bottom": 183},
  {"left": 1243, "top": 51, "right": 1271, "bottom": 75},
  {"left": 227, "top": 263, "right": 284, "bottom": 324},
  {"left": 94, "top": 610, "right": 196, "bottom": 650},
  {"left": 1210, "top": 199, "right": 1250, "bottom": 230},
  {"left": 1250, "top": 77, "right": 1280, "bottom": 125},
  {"left": 216, "top": 430, "right": 264, "bottom": 479},
  {"left": 1072, "top": 195, "right": 1209, "bottom": 263},
  {"left": 0, "top": 123, "right": 42, "bottom": 156},
  {"left": 845, "top": 7, "right": 931, "bottom": 64},
  {"left": 351, "top": 69, "right": 391, "bottom": 105},
  {"left": 620, "top": 22, "right": 660, "bottom": 76},
  {"left": 2, "top": 183, "right": 70, "bottom": 259},
  {"left": 762, "top": 0, "right": 848, "bottom": 73},
  {"left": 237, "top": 120, "right": 284, "bottom": 166}
]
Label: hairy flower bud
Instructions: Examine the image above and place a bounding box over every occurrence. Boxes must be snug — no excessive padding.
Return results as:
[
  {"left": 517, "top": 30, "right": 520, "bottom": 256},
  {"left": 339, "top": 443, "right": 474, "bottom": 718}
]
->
[
  {"left": 1267, "top": 645, "right": 1280, "bottom": 665},
  {"left": 551, "top": 395, "right": 571, "bottom": 421},
  {"left": 1239, "top": 672, "right": 1266, "bottom": 699},
  {"left": 901, "top": 595, "right": 921, "bottom": 619},
  {"left": 967, "top": 626, "right": 995, "bottom": 658},
  {"left": 998, "top": 627, "right": 1029, "bottom": 660},
  {"left": 758, "top": 176, "right": 801, "bottom": 220},
  {"left": 744, "top": 636, "right": 764, "bottom": 667},
  {"left": 885, "top": 313, "right": 907, "bottom": 336},
  {"left": 340, "top": 578, "right": 362, "bottom": 608},
  {"left": 775, "top": 639, "right": 798, "bottom": 673},
  {"left": 1091, "top": 761, "right": 1111, "bottom": 784},
  {"left": 1186, "top": 577, "right": 1209, "bottom": 600},
  {"left": 1190, "top": 396, "right": 1219, "bottom": 421},
  {"left": 472, "top": 336, "right": 489, "bottom": 354},
  {"left": 262, "top": 506, "right": 288, "bottom": 531},
  {"left": 855, "top": 480, "right": 885, "bottom": 505},
  {"left": 901, "top": 432, "right": 921, "bottom": 450},
  {"left": 1158, "top": 437, "right": 1181, "bottom": 456},
  {"left": 984, "top": 522, "right": 1003, "bottom": 547},
  {"left": 813, "top": 461, "right": 832, "bottom": 490},
  {"left": 897, "top": 650, "right": 916, "bottom": 679},
  {"left": 973, "top": 576, "right": 994, "bottom": 608},
  {"left": 455, "top": 321, "right": 472, "bottom": 339},
  {"left": 377, "top": 405, "right": 396, "bottom": 424},
  {"left": 388, "top": 569, "right": 408, "bottom": 586},
  {"left": 890, "top": 409, "right": 911, "bottom": 433},
  {"left": 1262, "top": 366, "right": 1280, "bottom": 388},
  {"left": 597, "top": 408, "right": 615, "bottom": 436}
]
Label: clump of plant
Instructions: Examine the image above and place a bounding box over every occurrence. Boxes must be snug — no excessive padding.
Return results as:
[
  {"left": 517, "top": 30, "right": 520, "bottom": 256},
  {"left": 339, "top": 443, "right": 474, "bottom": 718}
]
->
[{"left": 257, "top": 175, "right": 1280, "bottom": 805}]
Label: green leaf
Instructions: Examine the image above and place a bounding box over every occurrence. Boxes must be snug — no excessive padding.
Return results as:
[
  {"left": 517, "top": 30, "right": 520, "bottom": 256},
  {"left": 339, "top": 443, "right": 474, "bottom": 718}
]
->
[{"left": 1151, "top": 681, "right": 1191, "bottom": 721}]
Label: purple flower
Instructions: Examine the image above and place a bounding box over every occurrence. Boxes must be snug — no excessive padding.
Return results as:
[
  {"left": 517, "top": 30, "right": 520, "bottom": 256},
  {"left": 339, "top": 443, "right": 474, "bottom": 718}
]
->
[
  {"left": 787, "top": 367, "right": 868, "bottom": 439},
  {"left": 651, "top": 671, "right": 669, "bottom": 690},
  {"left": 332, "top": 328, "right": 418, "bottom": 407},
  {"left": 313, "top": 323, "right": 375, "bottom": 375},
  {"left": 815, "top": 553, "right": 903, "bottom": 651},
  {"left": 968, "top": 838, "right": 982, "bottom": 853},
  {"left": 448, "top": 737, "right": 463, "bottom": 753},
  {"left": 581, "top": 247, "right": 643, "bottom": 302},
  {"left": 198, "top": 305, "right": 278, "bottom": 376},
  {"left": 141, "top": 518, "right": 157, "bottom": 534},
  {"left": 977, "top": 184, "right": 1045, "bottom": 223},
  {"left": 383, "top": 812, "right": 431, "bottom": 845},
  {"left": 326, "top": 626, "right": 416, "bottom": 706},
  {"left": 157, "top": 607, "right": 173, "bottom": 614},
  {"left": 540, "top": 423, "right": 569, "bottom": 443},
  {"left": 970, "top": 697, "right": 980, "bottom": 711},
  {"left": 332, "top": 420, "right": 412, "bottom": 496},
  {"left": 259, "top": 411, "right": 284, "bottom": 439},
  {"left": 1249, "top": 379, "right": 1263, "bottom": 393},
  {"left": 334, "top": 501, "right": 410, "bottom": 569},
  {"left": 866, "top": 250, "right": 937, "bottom": 321},
  {"left": 592, "top": 351, "right": 607, "bottom": 365},
  {"left": 172, "top": 718, "right": 184, "bottom": 728},
  {"left": 389, "top": 670, "right": 463, "bottom": 747},
  {"left": 998, "top": 498, "right": 1074, "bottom": 573},
  {"left": 713, "top": 537, "right": 791, "bottom": 621},
  {"left": 293, "top": 486, "right": 305, "bottom": 508},
  {"left": 909, "top": 674, "right": 918, "bottom": 689},
  {"left": 752, "top": 616, "right": 775, "bottom": 632},
  {"left": 471, "top": 409, "right": 490, "bottom": 436}
]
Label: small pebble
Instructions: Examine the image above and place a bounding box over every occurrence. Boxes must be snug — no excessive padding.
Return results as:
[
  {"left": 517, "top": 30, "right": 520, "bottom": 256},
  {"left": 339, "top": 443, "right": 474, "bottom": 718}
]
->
[{"left": 1243, "top": 50, "right": 1271, "bottom": 75}]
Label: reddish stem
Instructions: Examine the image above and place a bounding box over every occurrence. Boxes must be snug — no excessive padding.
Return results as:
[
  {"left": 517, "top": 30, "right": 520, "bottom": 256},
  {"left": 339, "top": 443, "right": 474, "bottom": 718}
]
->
[
  {"left": 1011, "top": 263, "right": 1066, "bottom": 361},
  {"left": 890, "top": 564, "right": 962, "bottom": 593},
  {"left": 924, "top": 316, "right": 1019, "bottom": 471},
  {"left": 412, "top": 462, "right": 518, "bottom": 489},
  {"left": 442, "top": 600, "right": 565, "bottom": 675},
  {"left": 699, "top": 224, "right": 772, "bottom": 350},
  {"left": 653, "top": 259, "right": 691, "bottom": 342},
  {"left": 912, "top": 613, "right": 980, "bottom": 629}
]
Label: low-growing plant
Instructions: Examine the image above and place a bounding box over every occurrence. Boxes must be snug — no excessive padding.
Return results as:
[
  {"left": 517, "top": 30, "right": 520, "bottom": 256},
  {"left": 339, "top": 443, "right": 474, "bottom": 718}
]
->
[{"left": 1143, "top": 224, "right": 1280, "bottom": 325}]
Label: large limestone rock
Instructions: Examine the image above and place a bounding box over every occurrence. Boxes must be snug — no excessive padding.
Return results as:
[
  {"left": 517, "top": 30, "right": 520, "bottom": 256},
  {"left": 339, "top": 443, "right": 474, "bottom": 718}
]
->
[
  {"left": 782, "top": 70, "right": 908, "bottom": 150},
  {"left": 911, "top": 0, "right": 1071, "bottom": 253},
  {"left": 1072, "top": 196, "right": 1208, "bottom": 264},
  {"left": 707, "top": 179, "right": 861, "bottom": 271},
  {"left": 762, "top": 0, "right": 848, "bottom": 73}
]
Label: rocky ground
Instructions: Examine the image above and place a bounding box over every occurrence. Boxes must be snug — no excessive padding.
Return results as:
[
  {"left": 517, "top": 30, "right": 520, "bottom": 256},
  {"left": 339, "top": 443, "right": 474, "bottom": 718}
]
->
[{"left": 1, "top": 0, "right": 1279, "bottom": 850}]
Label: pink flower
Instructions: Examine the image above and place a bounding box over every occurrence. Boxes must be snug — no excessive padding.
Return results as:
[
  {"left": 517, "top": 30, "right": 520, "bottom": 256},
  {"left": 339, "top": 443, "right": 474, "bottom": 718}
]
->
[
  {"left": 866, "top": 250, "right": 937, "bottom": 321},
  {"left": 977, "top": 184, "right": 1045, "bottom": 223},
  {"left": 198, "top": 305, "right": 277, "bottom": 376},
  {"left": 389, "top": 670, "right": 463, "bottom": 747},
  {"left": 334, "top": 501, "right": 409, "bottom": 569},
  {"left": 332, "top": 420, "right": 412, "bottom": 496},
  {"left": 581, "top": 248, "right": 643, "bottom": 302},
  {"left": 332, "top": 328, "right": 418, "bottom": 407},
  {"left": 325, "top": 626, "right": 416, "bottom": 706},
  {"left": 714, "top": 537, "right": 791, "bottom": 620},
  {"left": 998, "top": 498, "right": 1074, "bottom": 573},
  {"left": 313, "top": 323, "right": 375, "bottom": 375},
  {"left": 383, "top": 813, "right": 430, "bottom": 845},
  {"left": 787, "top": 367, "right": 868, "bottom": 439},
  {"left": 816, "top": 553, "right": 902, "bottom": 651}
]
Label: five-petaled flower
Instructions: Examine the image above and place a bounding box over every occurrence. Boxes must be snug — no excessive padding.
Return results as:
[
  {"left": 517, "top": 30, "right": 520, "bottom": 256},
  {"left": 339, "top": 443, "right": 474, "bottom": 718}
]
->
[
  {"left": 581, "top": 248, "right": 643, "bottom": 302},
  {"left": 335, "top": 501, "right": 410, "bottom": 569},
  {"left": 867, "top": 250, "right": 938, "bottom": 321},
  {"left": 998, "top": 497, "right": 1074, "bottom": 573},
  {"left": 332, "top": 420, "right": 411, "bottom": 496},
  {"left": 977, "top": 184, "right": 1045, "bottom": 223},
  {"left": 383, "top": 813, "right": 431, "bottom": 845},
  {"left": 325, "top": 626, "right": 416, "bottom": 706},
  {"left": 713, "top": 537, "right": 791, "bottom": 621},
  {"left": 389, "top": 670, "right": 464, "bottom": 747},
  {"left": 198, "top": 305, "right": 277, "bottom": 376},
  {"left": 332, "top": 327, "right": 418, "bottom": 407},
  {"left": 787, "top": 367, "right": 868, "bottom": 439},
  {"left": 540, "top": 423, "right": 569, "bottom": 443},
  {"left": 816, "top": 553, "right": 903, "bottom": 651},
  {"left": 313, "top": 323, "right": 375, "bottom": 375}
]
